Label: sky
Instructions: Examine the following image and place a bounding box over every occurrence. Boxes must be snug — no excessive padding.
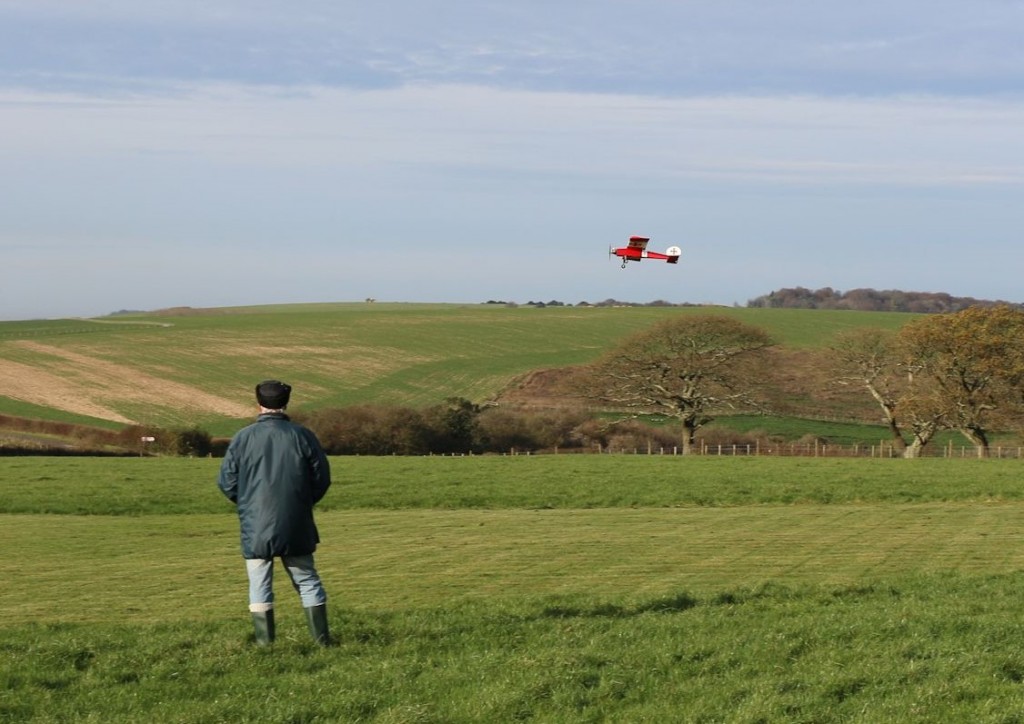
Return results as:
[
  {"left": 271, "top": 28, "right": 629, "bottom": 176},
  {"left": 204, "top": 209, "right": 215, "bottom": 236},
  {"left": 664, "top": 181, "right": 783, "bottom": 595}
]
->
[{"left": 2, "top": 1, "right": 1024, "bottom": 320}]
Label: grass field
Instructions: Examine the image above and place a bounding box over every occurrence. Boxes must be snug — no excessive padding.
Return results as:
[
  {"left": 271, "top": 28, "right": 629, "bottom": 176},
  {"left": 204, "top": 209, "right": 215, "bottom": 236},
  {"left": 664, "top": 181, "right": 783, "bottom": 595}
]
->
[
  {"left": 0, "top": 303, "right": 915, "bottom": 435},
  {"left": 4, "top": 455, "right": 1024, "bottom": 721}
]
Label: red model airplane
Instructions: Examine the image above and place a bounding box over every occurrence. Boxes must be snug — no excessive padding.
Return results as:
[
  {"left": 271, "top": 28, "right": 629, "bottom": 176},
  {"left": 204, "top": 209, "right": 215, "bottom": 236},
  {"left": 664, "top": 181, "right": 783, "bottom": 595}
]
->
[{"left": 610, "top": 235, "right": 681, "bottom": 268}]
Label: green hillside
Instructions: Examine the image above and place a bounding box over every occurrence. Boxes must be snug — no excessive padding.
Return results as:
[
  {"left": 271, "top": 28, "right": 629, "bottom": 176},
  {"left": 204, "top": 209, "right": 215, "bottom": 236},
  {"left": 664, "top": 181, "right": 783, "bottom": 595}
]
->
[{"left": 0, "top": 303, "right": 914, "bottom": 435}]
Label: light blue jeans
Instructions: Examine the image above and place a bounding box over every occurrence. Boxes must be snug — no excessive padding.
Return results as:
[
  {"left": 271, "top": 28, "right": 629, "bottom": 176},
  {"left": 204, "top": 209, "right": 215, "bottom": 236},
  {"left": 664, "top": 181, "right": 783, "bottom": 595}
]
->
[{"left": 245, "top": 555, "right": 327, "bottom": 611}]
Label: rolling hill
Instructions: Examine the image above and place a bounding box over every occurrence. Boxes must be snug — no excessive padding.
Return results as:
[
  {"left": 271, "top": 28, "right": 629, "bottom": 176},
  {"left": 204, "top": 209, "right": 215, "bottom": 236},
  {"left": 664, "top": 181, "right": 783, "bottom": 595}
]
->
[{"left": 0, "top": 302, "right": 915, "bottom": 437}]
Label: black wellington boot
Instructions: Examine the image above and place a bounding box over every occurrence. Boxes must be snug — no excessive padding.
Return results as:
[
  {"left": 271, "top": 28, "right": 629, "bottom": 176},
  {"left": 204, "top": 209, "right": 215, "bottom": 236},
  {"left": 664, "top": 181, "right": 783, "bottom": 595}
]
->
[
  {"left": 251, "top": 609, "right": 275, "bottom": 646},
  {"left": 304, "top": 604, "right": 330, "bottom": 646}
]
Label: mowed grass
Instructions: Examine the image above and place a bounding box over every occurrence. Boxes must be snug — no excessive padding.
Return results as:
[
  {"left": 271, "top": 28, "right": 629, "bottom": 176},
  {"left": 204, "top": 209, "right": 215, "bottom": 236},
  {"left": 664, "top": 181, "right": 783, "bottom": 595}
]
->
[
  {"left": 0, "top": 303, "right": 915, "bottom": 434},
  {"left": 4, "top": 455, "right": 1024, "bottom": 515},
  {"left": 4, "top": 455, "right": 1024, "bottom": 721},
  {"left": 6, "top": 502, "right": 1024, "bottom": 623}
]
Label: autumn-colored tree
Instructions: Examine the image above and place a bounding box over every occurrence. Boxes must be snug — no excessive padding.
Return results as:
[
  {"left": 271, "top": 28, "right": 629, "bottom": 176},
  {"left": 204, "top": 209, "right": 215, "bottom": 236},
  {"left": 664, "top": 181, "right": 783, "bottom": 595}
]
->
[
  {"left": 829, "top": 327, "right": 943, "bottom": 458},
  {"left": 585, "top": 315, "right": 773, "bottom": 453},
  {"left": 898, "top": 305, "right": 1024, "bottom": 455}
]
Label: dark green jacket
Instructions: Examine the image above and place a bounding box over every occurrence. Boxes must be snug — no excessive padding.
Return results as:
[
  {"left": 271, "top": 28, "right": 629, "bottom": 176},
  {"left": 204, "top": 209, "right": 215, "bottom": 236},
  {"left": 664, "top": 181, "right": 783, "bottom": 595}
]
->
[{"left": 218, "top": 413, "right": 331, "bottom": 559}]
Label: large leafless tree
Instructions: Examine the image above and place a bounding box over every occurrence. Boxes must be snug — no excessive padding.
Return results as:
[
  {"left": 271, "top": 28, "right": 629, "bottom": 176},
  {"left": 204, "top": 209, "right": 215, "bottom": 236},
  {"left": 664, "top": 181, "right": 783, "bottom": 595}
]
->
[{"left": 586, "top": 315, "right": 773, "bottom": 453}]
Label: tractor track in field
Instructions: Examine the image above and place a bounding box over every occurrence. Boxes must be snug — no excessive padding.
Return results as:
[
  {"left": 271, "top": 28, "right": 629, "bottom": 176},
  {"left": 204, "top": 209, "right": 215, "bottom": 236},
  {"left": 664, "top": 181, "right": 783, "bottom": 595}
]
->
[{"left": 0, "top": 341, "right": 252, "bottom": 423}]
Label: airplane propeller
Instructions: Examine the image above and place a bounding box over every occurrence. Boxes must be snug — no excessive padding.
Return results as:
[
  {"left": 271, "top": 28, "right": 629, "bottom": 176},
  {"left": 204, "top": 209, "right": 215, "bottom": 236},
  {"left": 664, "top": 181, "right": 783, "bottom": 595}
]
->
[{"left": 609, "top": 246, "right": 626, "bottom": 268}]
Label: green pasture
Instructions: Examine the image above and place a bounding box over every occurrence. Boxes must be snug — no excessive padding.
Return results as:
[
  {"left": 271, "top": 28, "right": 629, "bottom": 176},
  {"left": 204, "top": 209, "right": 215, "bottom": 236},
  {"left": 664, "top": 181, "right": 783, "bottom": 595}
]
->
[
  {"left": 705, "top": 414, "right": 987, "bottom": 450},
  {"left": 0, "top": 398, "right": 124, "bottom": 430},
  {"left": 5, "top": 455, "right": 1024, "bottom": 515},
  {"left": 0, "top": 303, "right": 914, "bottom": 434},
  {"left": 4, "top": 455, "right": 1024, "bottom": 721}
]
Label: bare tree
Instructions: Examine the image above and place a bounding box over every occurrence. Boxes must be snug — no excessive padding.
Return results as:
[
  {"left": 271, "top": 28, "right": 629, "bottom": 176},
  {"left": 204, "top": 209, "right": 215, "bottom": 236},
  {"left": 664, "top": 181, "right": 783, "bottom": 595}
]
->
[{"left": 585, "top": 315, "right": 773, "bottom": 453}]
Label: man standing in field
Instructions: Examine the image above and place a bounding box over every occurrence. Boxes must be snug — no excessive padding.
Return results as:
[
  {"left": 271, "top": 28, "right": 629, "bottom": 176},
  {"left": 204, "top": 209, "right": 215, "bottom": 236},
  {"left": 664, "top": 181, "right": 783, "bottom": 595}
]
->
[{"left": 217, "top": 380, "right": 332, "bottom": 646}]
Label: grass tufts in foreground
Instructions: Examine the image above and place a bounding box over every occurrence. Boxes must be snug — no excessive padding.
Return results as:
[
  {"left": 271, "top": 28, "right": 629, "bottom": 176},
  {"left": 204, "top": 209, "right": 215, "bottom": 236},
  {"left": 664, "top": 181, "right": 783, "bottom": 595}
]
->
[{"left": 5, "top": 575, "right": 1024, "bottom": 722}]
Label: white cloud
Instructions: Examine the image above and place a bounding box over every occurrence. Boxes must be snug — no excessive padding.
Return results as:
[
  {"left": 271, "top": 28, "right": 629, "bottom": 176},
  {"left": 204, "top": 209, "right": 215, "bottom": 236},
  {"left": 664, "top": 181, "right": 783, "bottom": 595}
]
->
[
  {"left": 3, "top": 84, "right": 1023, "bottom": 188},
  {"left": 3, "top": 1, "right": 1024, "bottom": 95}
]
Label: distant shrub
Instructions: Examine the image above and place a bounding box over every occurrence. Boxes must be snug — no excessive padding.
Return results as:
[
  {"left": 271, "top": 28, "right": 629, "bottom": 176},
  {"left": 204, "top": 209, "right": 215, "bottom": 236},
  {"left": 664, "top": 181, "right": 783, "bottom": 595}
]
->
[
  {"left": 475, "top": 408, "right": 587, "bottom": 452},
  {"left": 605, "top": 421, "right": 680, "bottom": 453},
  {"left": 297, "top": 402, "right": 591, "bottom": 455},
  {"left": 746, "top": 286, "right": 1023, "bottom": 313},
  {"left": 573, "top": 418, "right": 681, "bottom": 453},
  {"left": 421, "top": 398, "right": 481, "bottom": 454},
  {"left": 210, "top": 437, "right": 231, "bottom": 457},
  {"left": 298, "top": 405, "right": 431, "bottom": 455},
  {"left": 473, "top": 408, "right": 534, "bottom": 452},
  {"left": 113, "top": 424, "right": 212, "bottom": 456},
  {"left": 115, "top": 425, "right": 160, "bottom": 452},
  {"left": 0, "top": 414, "right": 111, "bottom": 443},
  {"left": 170, "top": 428, "right": 213, "bottom": 457}
]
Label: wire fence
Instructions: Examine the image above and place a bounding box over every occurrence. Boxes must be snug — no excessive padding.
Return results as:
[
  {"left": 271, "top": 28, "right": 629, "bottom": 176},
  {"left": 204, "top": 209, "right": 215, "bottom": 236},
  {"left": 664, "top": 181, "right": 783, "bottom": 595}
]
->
[
  {"left": 478, "top": 441, "right": 1023, "bottom": 458},
  {"left": 591, "top": 440, "right": 1024, "bottom": 459}
]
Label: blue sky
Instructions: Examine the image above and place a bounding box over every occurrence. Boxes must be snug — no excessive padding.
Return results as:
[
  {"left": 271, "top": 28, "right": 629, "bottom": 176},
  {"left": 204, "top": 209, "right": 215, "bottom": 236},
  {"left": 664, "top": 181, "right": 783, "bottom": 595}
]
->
[{"left": 3, "top": 1, "right": 1024, "bottom": 319}]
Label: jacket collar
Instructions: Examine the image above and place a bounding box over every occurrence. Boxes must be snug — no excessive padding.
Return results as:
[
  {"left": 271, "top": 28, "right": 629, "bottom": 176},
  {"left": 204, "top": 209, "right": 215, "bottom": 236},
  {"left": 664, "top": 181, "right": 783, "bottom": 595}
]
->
[{"left": 257, "top": 412, "right": 290, "bottom": 421}]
